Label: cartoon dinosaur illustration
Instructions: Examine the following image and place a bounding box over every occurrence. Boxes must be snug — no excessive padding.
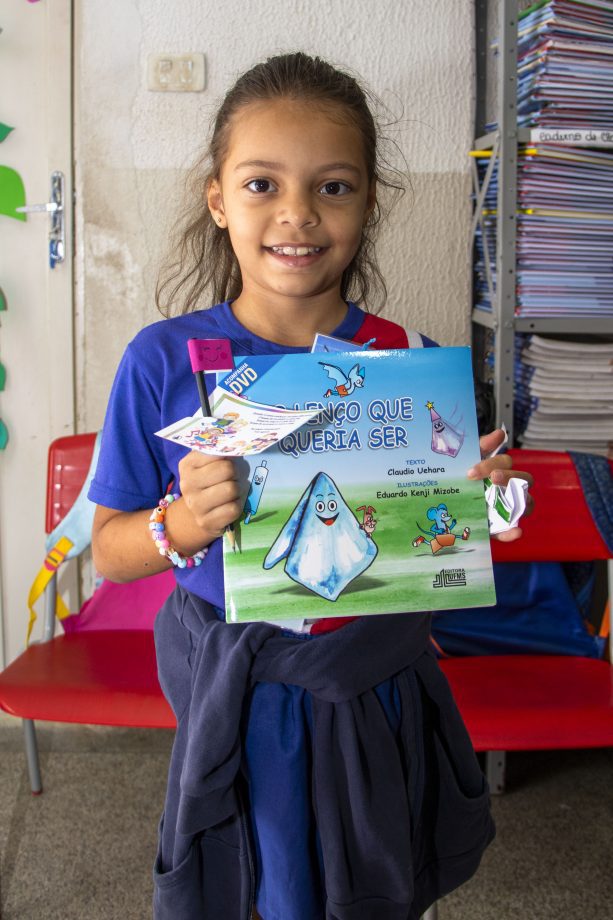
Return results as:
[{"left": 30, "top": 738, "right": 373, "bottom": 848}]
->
[
  {"left": 320, "top": 362, "right": 365, "bottom": 398},
  {"left": 412, "top": 502, "right": 470, "bottom": 554}
]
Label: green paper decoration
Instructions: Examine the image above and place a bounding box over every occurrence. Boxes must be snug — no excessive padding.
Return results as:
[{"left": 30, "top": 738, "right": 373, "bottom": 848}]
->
[
  {"left": 0, "top": 109, "right": 19, "bottom": 451},
  {"left": 0, "top": 166, "right": 26, "bottom": 221}
]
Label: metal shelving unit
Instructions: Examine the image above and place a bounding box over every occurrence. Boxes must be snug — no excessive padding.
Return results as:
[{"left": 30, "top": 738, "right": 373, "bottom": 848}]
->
[{"left": 471, "top": 0, "right": 613, "bottom": 444}]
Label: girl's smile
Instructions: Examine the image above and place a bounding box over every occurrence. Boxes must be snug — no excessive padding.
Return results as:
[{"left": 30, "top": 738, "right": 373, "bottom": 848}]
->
[
  {"left": 207, "top": 98, "right": 375, "bottom": 342},
  {"left": 265, "top": 244, "right": 325, "bottom": 269}
]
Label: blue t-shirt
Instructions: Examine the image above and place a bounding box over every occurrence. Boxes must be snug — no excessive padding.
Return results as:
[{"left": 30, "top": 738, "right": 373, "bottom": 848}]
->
[{"left": 89, "top": 301, "right": 436, "bottom": 608}]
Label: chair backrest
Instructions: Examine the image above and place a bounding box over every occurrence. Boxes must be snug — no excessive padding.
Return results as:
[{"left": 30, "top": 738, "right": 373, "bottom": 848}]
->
[
  {"left": 46, "top": 433, "right": 98, "bottom": 534},
  {"left": 47, "top": 437, "right": 610, "bottom": 563},
  {"left": 43, "top": 433, "right": 175, "bottom": 635}
]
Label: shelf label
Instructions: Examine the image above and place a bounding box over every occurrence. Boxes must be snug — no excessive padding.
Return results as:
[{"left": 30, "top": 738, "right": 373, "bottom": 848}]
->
[{"left": 528, "top": 128, "right": 613, "bottom": 148}]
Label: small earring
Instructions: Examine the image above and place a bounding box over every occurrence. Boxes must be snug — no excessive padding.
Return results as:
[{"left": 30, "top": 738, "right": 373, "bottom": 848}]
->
[{"left": 216, "top": 216, "right": 223, "bottom": 225}]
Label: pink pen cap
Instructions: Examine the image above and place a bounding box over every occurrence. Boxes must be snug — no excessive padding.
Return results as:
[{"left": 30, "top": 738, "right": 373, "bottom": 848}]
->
[{"left": 187, "top": 338, "right": 234, "bottom": 373}]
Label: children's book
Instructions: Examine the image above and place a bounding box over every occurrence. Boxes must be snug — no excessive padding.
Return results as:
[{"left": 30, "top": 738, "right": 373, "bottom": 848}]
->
[{"left": 214, "top": 347, "right": 496, "bottom": 624}]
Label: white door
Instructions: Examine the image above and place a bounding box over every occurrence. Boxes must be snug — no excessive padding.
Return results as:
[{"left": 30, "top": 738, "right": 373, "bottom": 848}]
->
[{"left": 0, "top": 0, "right": 74, "bottom": 666}]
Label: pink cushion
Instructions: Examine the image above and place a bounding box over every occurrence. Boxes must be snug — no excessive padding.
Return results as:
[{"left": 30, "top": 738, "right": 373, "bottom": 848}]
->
[{"left": 62, "top": 569, "right": 175, "bottom": 633}]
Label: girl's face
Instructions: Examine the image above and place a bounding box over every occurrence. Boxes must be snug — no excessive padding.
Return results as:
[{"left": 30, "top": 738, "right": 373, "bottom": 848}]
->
[{"left": 208, "top": 98, "right": 375, "bottom": 310}]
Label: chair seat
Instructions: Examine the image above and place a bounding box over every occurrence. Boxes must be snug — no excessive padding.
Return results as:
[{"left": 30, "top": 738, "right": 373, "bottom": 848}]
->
[
  {"left": 0, "top": 631, "right": 175, "bottom": 728},
  {"left": 441, "top": 655, "right": 613, "bottom": 752}
]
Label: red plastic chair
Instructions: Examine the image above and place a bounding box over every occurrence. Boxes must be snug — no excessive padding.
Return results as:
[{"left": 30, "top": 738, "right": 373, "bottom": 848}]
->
[
  {"left": 441, "top": 448, "right": 613, "bottom": 793},
  {"left": 0, "top": 433, "right": 175, "bottom": 793},
  {"left": 1, "top": 438, "right": 611, "bottom": 802}
]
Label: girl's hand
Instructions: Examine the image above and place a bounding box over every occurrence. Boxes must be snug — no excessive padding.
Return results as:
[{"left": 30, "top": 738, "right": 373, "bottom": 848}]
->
[
  {"left": 177, "top": 450, "right": 242, "bottom": 540},
  {"left": 467, "top": 428, "right": 534, "bottom": 542}
]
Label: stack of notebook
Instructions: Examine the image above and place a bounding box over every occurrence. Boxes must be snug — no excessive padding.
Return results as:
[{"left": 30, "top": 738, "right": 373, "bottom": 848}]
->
[
  {"left": 516, "top": 145, "right": 613, "bottom": 317},
  {"left": 472, "top": 0, "right": 613, "bottom": 455},
  {"left": 473, "top": 145, "right": 613, "bottom": 318},
  {"left": 514, "top": 334, "right": 613, "bottom": 457},
  {"left": 515, "top": 0, "right": 613, "bottom": 130},
  {"left": 474, "top": 0, "right": 613, "bottom": 319}
]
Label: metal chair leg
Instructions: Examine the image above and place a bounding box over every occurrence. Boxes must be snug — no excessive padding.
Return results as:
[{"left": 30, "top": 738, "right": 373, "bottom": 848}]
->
[
  {"left": 486, "top": 750, "right": 506, "bottom": 794},
  {"left": 22, "top": 718, "right": 43, "bottom": 794},
  {"left": 421, "top": 903, "right": 438, "bottom": 920}
]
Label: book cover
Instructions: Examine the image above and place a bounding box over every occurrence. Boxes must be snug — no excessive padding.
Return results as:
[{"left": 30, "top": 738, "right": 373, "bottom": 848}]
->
[{"left": 215, "top": 347, "right": 496, "bottom": 623}]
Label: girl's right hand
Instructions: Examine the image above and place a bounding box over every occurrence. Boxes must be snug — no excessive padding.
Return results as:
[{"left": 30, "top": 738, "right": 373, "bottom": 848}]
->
[{"left": 177, "top": 450, "right": 242, "bottom": 540}]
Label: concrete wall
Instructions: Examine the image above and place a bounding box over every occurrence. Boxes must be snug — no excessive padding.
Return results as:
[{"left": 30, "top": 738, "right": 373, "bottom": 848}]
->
[{"left": 74, "top": 0, "right": 476, "bottom": 430}]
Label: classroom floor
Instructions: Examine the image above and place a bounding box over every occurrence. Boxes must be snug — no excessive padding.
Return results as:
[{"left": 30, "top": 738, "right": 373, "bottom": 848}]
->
[{"left": 0, "top": 712, "right": 611, "bottom": 920}]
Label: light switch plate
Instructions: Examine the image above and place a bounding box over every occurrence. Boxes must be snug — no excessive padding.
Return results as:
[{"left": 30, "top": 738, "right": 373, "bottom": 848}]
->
[{"left": 147, "top": 53, "right": 206, "bottom": 92}]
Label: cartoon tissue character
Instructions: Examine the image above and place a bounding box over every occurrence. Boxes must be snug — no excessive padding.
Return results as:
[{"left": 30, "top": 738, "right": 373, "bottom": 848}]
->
[
  {"left": 412, "top": 502, "right": 470, "bottom": 555},
  {"left": 263, "top": 472, "right": 377, "bottom": 601},
  {"left": 426, "top": 401, "right": 464, "bottom": 458},
  {"left": 320, "top": 362, "right": 365, "bottom": 398}
]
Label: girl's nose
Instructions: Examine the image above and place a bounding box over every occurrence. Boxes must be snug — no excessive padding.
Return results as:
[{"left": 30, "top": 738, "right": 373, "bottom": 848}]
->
[{"left": 277, "top": 191, "right": 319, "bottom": 229}]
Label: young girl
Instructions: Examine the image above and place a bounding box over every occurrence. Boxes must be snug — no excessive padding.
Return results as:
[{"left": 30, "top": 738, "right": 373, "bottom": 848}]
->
[{"left": 90, "top": 52, "right": 533, "bottom": 920}]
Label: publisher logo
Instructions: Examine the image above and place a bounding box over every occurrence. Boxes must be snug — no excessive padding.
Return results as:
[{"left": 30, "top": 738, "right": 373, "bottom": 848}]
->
[{"left": 433, "top": 568, "right": 466, "bottom": 588}]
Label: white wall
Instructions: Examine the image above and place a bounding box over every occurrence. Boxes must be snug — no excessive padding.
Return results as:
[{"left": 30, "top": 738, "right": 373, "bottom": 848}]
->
[
  {"left": 74, "top": 0, "right": 476, "bottom": 430},
  {"left": 0, "top": 0, "right": 74, "bottom": 666}
]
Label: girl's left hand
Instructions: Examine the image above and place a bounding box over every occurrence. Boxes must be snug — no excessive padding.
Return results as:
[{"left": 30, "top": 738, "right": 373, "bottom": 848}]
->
[{"left": 467, "top": 428, "right": 534, "bottom": 542}]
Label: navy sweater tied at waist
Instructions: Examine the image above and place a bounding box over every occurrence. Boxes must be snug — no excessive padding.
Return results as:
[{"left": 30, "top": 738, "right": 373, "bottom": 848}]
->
[{"left": 153, "top": 587, "right": 494, "bottom": 920}]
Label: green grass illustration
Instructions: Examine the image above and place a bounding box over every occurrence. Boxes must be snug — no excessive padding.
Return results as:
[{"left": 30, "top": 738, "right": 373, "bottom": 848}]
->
[{"left": 225, "top": 477, "right": 496, "bottom": 622}]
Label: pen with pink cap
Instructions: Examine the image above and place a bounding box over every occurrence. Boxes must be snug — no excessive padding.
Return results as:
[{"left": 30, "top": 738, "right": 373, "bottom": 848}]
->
[{"left": 187, "top": 338, "right": 234, "bottom": 416}]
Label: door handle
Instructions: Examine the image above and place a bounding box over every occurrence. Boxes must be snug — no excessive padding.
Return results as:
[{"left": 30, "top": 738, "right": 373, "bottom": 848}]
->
[{"left": 16, "top": 171, "right": 65, "bottom": 268}]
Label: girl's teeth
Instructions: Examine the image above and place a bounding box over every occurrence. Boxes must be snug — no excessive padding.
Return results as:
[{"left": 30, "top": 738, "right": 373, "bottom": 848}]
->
[{"left": 272, "top": 246, "right": 320, "bottom": 256}]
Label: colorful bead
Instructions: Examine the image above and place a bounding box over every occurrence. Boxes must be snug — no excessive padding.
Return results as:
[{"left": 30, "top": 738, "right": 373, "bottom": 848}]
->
[{"left": 148, "top": 494, "right": 209, "bottom": 569}]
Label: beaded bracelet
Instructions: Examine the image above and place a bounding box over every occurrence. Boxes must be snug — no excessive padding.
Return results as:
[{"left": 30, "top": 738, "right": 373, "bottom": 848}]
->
[{"left": 149, "top": 492, "right": 208, "bottom": 569}]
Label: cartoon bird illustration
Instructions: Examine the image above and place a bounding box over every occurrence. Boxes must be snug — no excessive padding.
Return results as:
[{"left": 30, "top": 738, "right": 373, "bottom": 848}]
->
[{"left": 320, "top": 362, "right": 365, "bottom": 398}]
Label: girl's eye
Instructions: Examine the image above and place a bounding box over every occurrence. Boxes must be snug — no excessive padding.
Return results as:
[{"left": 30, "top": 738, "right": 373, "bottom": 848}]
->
[
  {"left": 246, "top": 178, "right": 275, "bottom": 193},
  {"left": 320, "top": 181, "right": 351, "bottom": 196}
]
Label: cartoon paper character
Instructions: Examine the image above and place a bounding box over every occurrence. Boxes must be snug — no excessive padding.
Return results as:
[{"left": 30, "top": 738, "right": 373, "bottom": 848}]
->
[
  {"left": 356, "top": 504, "right": 377, "bottom": 537},
  {"left": 263, "top": 472, "right": 377, "bottom": 601},
  {"left": 426, "top": 401, "right": 464, "bottom": 458},
  {"left": 412, "top": 502, "right": 470, "bottom": 554},
  {"left": 320, "top": 362, "right": 365, "bottom": 398}
]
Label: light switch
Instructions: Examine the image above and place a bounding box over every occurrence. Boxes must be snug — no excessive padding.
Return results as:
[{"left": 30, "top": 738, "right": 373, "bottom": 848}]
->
[{"left": 147, "top": 53, "right": 206, "bottom": 92}]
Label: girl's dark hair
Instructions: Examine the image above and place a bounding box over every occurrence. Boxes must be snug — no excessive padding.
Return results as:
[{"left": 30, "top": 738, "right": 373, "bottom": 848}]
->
[{"left": 156, "top": 51, "right": 405, "bottom": 316}]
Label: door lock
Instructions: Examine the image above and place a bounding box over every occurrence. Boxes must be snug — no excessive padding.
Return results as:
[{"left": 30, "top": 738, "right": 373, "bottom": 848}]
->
[{"left": 16, "top": 171, "right": 65, "bottom": 268}]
